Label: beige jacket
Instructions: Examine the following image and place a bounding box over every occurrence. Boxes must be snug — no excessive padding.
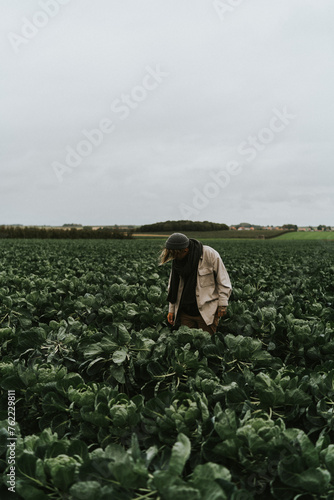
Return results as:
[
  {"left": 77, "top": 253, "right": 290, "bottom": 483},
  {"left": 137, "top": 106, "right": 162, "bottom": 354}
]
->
[{"left": 168, "top": 245, "right": 232, "bottom": 325}]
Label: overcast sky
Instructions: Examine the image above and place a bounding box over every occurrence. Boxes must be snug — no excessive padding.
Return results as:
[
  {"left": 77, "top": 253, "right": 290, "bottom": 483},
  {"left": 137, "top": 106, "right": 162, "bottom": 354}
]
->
[{"left": 1, "top": 0, "right": 333, "bottom": 227}]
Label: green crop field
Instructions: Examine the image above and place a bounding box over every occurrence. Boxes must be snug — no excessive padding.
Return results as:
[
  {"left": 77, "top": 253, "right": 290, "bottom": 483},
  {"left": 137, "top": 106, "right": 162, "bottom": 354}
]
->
[
  {"left": 0, "top": 238, "right": 334, "bottom": 499},
  {"left": 276, "top": 231, "right": 334, "bottom": 240}
]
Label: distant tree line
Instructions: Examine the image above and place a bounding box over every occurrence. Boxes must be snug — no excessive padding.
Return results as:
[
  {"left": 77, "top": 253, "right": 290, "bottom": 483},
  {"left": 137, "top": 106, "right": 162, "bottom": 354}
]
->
[
  {"left": 136, "top": 220, "right": 229, "bottom": 232},
  {"left": 0, "top": 226, "right": 133, "bottom": 239},
  {"left": 62, "top": 223, "right": 83, "bottom": 228}
]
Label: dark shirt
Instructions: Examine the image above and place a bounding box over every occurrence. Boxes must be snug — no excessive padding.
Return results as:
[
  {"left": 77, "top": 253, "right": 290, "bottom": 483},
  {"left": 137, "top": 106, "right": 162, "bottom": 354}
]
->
[
  {"left": 179, "top": 258, "right": 199, "bottom": 316},
  {"left": 181, "top": 301, "right": 200, "bottom": 316}
]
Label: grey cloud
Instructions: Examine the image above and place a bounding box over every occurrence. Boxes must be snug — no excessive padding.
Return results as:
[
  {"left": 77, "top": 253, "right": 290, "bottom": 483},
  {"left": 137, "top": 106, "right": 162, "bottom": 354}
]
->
[{"left": 0, "top": 0, "right": 333, "bottom": 226}]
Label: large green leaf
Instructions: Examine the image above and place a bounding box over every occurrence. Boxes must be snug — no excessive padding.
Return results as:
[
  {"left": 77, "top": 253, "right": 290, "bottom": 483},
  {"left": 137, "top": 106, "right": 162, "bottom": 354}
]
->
[
  {"left": 69, "top": 481, "right": 102, "bottom": 499},
  {"left": 112, "top": 349, "right": 127, "bottom": 365},
  {"left": 44, "top": 454, "right": 79, "bottom": 490},
  {"left": 168, "top": 433, "right": 191, "bottom": 475},
  {"left": 17, "top": 452, "right": 38, "bottom": 483},
  {"left": 15, "top": 482, "right": 49, "bottom": 500},
  {"left": 278, "top": 457, "right": 330, "bottom": 494}
]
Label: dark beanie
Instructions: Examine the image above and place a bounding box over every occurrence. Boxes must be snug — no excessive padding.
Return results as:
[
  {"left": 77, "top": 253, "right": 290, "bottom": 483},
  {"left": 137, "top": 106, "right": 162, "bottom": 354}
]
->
[{"left": 165, "top": 233, "right": 189, "bottom": 249}]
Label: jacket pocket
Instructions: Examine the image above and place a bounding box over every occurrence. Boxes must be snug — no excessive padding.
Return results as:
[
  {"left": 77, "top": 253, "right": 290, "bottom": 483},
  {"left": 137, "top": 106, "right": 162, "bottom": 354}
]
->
[{"left": 198, "top": 267, "right": 215, "bottom": 287}]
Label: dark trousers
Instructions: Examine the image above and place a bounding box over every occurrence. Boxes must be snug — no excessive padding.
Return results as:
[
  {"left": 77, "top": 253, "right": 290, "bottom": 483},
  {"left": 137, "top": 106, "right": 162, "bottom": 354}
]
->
[{"left": 179, "top": 311, "right": 219, "bottom": 336}]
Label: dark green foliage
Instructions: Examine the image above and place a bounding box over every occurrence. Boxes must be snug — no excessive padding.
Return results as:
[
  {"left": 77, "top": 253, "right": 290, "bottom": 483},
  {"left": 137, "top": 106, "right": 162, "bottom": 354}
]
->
[
  {"left": 136, "top": 220, "right": 229, "bottom": 232},
  {"left": 0, "top": 239, "right": 334, "bottom": 498},
  {"left": 0, "top": 226, "right": 133, "bottom": 239}
]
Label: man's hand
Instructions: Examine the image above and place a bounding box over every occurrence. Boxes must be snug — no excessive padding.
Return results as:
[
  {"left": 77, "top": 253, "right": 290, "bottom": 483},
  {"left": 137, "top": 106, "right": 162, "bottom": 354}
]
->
[
  {"left": 167, "top": 312, "right": 174, "bottom": 325},
  {"left": 217, "top": 306, "right": 227, "bottom": 318}
]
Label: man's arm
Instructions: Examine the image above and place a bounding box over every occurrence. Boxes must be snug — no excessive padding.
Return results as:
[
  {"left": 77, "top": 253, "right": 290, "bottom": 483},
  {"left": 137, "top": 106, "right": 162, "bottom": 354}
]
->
[
  {"left": 212, "top": 249, "right": 232, "bottom": 307},
  {"left": 217, "top": 305, "right": 228, "bottom": 317},
  {"left": 167, "top": 270, "right": 175, "bottom": 324}
]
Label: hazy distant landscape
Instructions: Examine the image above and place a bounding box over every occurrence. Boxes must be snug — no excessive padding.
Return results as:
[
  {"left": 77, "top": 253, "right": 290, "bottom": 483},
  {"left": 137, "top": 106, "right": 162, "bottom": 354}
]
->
[{"left": 1, "top": 221, "right": 333, "bottom": 240}]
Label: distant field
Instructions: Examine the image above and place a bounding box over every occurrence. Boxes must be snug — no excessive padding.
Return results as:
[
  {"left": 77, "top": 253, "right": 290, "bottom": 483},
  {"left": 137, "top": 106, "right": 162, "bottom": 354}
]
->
[
  {"left": 276, "top": 231, "right": 334, "bottom": 240},
  {"left": 134, "top": 229, "right": 290, "bottom": 239}
]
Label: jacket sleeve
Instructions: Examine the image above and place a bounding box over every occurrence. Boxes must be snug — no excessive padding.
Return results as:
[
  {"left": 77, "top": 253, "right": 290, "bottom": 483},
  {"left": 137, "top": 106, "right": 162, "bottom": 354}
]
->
[
  {"left": 212, "top": 250, "right": 232, "bottom": 306},
  {"left": 167, "top": 270, "right": 175, "bottom": 313}
]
